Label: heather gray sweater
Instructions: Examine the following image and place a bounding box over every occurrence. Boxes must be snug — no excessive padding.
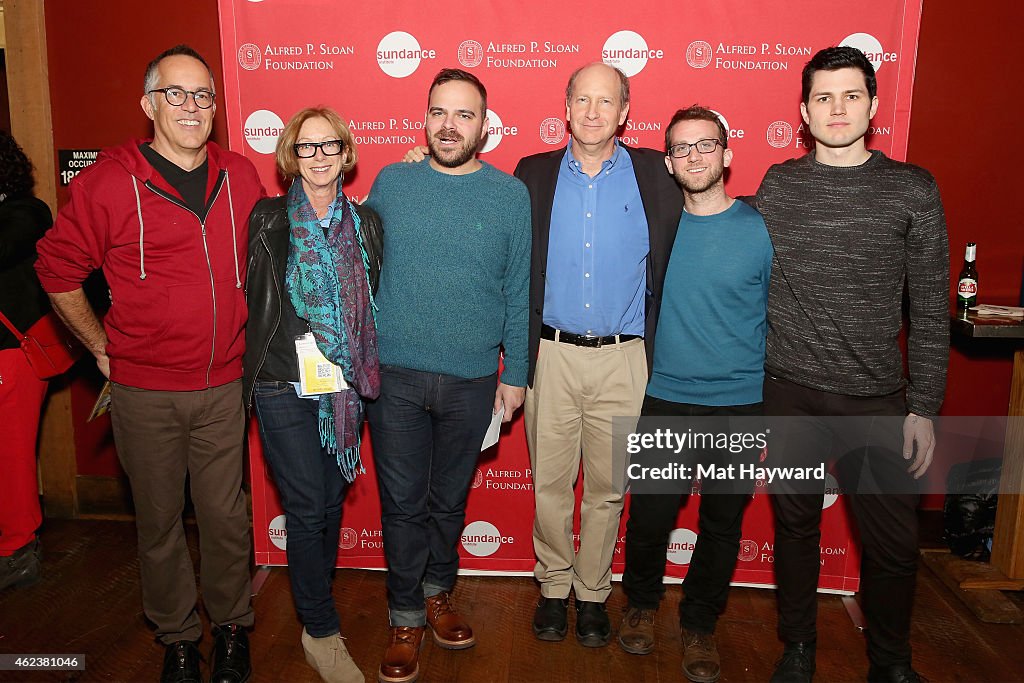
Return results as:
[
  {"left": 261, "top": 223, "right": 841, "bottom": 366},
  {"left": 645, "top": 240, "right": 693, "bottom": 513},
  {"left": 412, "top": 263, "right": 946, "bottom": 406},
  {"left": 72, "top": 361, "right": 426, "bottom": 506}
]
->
[{"left": 755, "top": 150, "right": 949, "bottom": 416}]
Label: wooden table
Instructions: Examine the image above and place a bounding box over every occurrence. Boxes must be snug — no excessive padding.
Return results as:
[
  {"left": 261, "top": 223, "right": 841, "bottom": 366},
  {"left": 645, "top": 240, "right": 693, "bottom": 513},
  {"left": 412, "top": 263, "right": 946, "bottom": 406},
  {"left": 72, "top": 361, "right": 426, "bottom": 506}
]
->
[
  {"left": 951, "top": 312, "right": 1024, "bottom": 580},
  {"left": 929, "top": 312, "right": 1024, "bottom": 622}
]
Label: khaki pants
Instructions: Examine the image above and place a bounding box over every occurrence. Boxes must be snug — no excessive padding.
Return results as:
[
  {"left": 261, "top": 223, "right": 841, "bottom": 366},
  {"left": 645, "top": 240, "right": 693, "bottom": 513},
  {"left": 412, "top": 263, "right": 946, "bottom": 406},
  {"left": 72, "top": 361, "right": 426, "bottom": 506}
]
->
[
  {"left": 110, "top": 380, "right": 253, "bottom": 644},
  {"left": 525, "top": 337, "right": 646, "bottom": 602}
]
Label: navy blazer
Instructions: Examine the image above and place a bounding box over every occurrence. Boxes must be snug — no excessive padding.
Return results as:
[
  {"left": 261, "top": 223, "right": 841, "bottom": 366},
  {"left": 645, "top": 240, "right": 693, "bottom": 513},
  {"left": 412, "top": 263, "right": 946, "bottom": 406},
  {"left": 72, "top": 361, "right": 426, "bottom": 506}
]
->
[{"left": 514, "top": 144, "right": 683, "bottom": 387}]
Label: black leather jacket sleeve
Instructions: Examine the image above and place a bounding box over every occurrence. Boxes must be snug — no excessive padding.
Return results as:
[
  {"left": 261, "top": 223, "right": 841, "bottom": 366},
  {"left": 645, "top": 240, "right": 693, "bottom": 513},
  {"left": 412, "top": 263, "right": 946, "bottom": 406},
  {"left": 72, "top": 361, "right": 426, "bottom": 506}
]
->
[{"left": 242, "top": 196, "right": 383, "bottom": 407}]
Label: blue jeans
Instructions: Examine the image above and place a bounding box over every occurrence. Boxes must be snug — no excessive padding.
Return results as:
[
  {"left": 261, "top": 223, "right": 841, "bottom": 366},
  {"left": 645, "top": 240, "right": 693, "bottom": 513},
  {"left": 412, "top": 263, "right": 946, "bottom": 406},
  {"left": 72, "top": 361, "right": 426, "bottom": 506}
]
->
[
  {"left": 254, "top": 381, "right": 346, "bottom": 637},
  {"left": 365, "top": 365, "right": 497, "bottom": 627}
]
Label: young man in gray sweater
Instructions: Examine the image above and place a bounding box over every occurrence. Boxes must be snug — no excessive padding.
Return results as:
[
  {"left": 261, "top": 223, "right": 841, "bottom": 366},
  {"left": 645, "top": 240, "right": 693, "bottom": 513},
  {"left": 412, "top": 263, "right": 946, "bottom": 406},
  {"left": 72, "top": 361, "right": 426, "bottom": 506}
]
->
[{"left": 755, "top": 47, "right": 948, "bottom": 683}]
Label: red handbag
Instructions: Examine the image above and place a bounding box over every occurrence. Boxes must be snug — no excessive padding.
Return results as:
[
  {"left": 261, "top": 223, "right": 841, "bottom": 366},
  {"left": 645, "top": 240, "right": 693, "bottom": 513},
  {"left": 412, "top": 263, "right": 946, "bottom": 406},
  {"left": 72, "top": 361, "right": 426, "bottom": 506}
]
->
[{"left": 0, "top": 309, "right": 84, "bottom": 379}]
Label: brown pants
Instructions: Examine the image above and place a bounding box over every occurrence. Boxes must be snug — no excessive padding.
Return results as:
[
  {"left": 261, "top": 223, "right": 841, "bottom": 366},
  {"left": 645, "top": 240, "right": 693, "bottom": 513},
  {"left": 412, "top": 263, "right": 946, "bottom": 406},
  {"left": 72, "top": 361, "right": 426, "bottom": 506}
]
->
[{"left": 110, "top": 380, "right": 253, "bottom": 644}]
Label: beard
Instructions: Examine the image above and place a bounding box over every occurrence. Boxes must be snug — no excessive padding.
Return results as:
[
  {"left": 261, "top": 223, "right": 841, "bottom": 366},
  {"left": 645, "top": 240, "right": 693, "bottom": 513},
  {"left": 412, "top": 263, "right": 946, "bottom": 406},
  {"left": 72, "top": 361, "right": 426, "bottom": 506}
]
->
[
  {"left": 427, "top": 127, "right": 480, "bottom": 168},
  {"left": 673, "top": 163, "right": 724, "bottom": 194}
]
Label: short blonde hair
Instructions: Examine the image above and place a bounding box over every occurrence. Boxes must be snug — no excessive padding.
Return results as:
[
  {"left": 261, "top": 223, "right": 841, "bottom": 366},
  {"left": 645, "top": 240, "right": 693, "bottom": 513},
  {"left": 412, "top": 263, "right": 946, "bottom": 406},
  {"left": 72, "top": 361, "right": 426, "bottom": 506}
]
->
[{"left": 275, "top": 107, "right": 358, "bottom": 179}]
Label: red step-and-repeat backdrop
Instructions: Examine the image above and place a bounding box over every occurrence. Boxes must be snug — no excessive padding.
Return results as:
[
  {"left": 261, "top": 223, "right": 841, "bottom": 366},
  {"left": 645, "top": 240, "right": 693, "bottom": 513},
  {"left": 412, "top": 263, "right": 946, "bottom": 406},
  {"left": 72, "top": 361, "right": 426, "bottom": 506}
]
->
[{"left": 219, "top": 0, "right": 925, "bottom": 593}]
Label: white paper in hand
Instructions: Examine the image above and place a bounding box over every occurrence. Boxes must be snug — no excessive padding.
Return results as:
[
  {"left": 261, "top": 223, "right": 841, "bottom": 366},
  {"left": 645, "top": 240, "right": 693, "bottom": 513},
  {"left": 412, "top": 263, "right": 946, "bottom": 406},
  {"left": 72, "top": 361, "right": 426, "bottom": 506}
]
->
[{"left": 481, "top": 405, "right": 504, "bottom": 451}]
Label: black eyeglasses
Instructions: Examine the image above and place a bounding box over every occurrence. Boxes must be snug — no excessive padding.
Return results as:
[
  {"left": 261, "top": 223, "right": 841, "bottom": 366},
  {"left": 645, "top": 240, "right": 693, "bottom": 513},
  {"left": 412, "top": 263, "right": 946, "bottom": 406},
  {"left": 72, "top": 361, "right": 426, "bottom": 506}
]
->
[
  {"left": 668, "top": 138, "right": 723, "bottom": 158},
  {"left": 293, "top": 140, "right": 344, "bottom": 158},
  {"left": 148, "top": 87, "right": 216, "bottom": 109}
]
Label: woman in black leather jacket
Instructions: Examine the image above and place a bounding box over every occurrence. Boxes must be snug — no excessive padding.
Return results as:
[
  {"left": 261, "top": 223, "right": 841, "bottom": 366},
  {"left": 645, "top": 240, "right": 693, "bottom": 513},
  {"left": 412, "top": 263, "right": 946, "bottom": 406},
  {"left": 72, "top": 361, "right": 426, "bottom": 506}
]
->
[{"left": 243, "top": 107, "right": 381, "bottom": 683}]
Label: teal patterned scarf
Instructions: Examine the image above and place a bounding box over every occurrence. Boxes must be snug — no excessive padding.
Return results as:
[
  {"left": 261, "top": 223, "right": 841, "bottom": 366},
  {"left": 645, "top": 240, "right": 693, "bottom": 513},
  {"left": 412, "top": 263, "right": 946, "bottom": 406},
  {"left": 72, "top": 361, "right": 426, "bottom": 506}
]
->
[{"left": 284, "top": 176, "right": 379, "bottom": 482}]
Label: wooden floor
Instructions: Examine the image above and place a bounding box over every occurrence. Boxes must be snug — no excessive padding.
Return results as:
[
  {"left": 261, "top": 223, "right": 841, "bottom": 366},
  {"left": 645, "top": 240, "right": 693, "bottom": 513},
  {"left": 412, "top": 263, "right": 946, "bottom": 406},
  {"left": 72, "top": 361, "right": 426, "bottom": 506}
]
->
[{"left": 1, "top": 519, "right": 1022, "bottom": 682}]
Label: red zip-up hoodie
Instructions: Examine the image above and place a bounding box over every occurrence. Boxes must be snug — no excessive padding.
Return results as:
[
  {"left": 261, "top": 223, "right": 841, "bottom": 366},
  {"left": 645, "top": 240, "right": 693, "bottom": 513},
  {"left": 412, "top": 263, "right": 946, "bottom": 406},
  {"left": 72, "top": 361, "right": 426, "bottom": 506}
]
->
[{"left": 36, "top": 140, "right": 266, "bottom": 391}]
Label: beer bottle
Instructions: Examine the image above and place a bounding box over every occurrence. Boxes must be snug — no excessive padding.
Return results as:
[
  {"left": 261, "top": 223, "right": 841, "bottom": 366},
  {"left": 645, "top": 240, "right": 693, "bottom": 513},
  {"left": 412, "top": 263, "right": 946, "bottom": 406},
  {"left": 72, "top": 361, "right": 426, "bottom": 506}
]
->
[{"left": 957, "top": 242, "right": 978, "bottom": 310}]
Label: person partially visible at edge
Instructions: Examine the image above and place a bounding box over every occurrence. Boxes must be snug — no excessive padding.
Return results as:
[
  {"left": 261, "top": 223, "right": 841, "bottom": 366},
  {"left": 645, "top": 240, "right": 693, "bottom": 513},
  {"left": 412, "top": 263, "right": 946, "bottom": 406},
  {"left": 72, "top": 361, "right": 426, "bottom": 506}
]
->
[
  {"left": 243, "top": 106, "right": 381, "bottom": 683},
  {"left": 34, "top": 44, "right": 265, "bottom": 683},
  {"left": 0, "top": 130, "right": 53, "bottom": 593},
  {"left": 364, "top": 67, "right": 531, "bottom": 683},
  {"left": 514, "top": 62, "right": 683, "bottom": 648},
  {"left": 754, "top": 46, "right": 949, "bottom": 683},
  {"left": 617, "top": 106, "right": 772, "bottom": 683}
]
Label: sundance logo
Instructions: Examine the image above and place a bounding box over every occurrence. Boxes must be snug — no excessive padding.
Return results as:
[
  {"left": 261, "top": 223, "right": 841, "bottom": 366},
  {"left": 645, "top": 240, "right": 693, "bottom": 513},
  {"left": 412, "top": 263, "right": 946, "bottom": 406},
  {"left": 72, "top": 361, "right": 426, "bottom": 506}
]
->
[
  {"left": 839, "top": 33, "right": 897, "bottom": 71},
  {"left": 822, "top": 473, "right": 843, "bottom": 510},
  {"left": 338, "top": 527, "right": 358, "bottom": 550},
  {"left": 237, "top": 43, "right": 261, "bottom": 70},
  {"left": 461, "top": 520, "right": 512, "bottom": 557},
  {"left": 602, "top": 30, "right": 663, "bottom": 77},
  {"left": 481, "top": 109, "right": 518, "bottom": 154},
  {"left": 766, "top": 120, "right": 793, "bottom": 148},
  {"left": 666, "top": 527, "right": 698, "bottom": 565},
  {"left": 458, "top": 40, "right": 484, "bottom": 68},
  {"left": 539, "top": 117, "right": 565, "bottom": 145},
  {"left": 268, "top": 514, "right": 287, "bottom": 550},
  {"left": 377, "top": 31, "right": 436, "bottom": 78},
  {"left": 244, "top": 110, "right": 285, "bottom": 155},
  {"left": 710, "top": 109, "right": 745, "bottom": 141}
]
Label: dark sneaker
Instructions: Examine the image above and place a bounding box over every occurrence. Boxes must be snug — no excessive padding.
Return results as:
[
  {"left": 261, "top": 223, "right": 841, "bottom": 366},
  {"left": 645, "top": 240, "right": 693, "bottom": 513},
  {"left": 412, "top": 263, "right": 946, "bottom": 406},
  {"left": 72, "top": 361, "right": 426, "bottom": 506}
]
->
[
  {"left": 868, "top": 663, "right": 926, "bottom": 683},
  {"left": 0, "top": 539, "right": 41, "bottom": 591},
  {"left": 575, "top": 600, "right": 611, "bottom": 648},
  {"left": 770, "top": 640, "right": 816, "bottom": 683},
  {"left": 532, "top": 596, "right": 569, "bottom": 641}
]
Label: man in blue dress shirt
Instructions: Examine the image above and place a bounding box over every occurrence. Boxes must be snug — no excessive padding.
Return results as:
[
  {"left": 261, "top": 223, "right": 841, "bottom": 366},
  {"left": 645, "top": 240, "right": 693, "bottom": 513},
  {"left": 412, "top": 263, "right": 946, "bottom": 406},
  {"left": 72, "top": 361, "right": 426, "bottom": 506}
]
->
[{"left": 515, "top": 62, "right": 682, "bottom": 647}]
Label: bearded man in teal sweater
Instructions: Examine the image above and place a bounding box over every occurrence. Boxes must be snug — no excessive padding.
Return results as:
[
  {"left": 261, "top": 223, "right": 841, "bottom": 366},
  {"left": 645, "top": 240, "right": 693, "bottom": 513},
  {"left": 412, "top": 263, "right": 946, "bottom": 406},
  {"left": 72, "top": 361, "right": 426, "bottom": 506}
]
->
[{"left": 365, "top": 68, "right": 531, "bottom": 683}]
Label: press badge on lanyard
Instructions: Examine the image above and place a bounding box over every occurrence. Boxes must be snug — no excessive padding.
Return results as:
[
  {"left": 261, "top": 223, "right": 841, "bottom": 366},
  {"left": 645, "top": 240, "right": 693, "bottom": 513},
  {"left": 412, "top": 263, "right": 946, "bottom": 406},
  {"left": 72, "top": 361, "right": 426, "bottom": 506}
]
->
[{"left": 294, "top": 332, "right": 348, "bottom": 396}]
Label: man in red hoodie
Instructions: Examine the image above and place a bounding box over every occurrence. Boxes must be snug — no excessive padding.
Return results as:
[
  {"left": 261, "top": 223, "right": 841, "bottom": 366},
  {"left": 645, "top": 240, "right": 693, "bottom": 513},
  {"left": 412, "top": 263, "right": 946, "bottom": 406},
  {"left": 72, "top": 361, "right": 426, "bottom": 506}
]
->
[{"left": 35, "top": 45, "right": 264, "bottom": 683}]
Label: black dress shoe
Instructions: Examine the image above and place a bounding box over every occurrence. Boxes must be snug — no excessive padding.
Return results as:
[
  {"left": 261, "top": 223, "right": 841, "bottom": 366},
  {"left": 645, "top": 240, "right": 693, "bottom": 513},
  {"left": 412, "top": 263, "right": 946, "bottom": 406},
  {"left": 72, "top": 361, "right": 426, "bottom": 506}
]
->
[
  {"left": 574, "top": 600, "right": 611, "bottom": 647},
  {"left": 868, "top": 663, "right": 926, "bottom": 683},
  {"left": 0, "top": 539, "right": 41, "bottom": 591},
  {"left": 210, "top": 624, "right": 251, "bottom": 683},
  {"left": 770, "top": 641, "right": 816, "bottom": 683},
  {"left": 160, "top": 641, "right": 202, "bottom": 683},
  {"left": 533, "top": 596, "right": 569, "bottom": 641}
]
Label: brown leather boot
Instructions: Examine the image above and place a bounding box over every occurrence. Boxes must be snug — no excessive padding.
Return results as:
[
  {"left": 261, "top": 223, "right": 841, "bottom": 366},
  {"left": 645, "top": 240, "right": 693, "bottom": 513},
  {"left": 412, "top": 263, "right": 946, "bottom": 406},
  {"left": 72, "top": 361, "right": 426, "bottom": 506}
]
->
[
  {"left": 681, "top": 628, "right": 721, "bottom": 683},
  {"left": 425, "top": 591, "right": 476, "bottom": 649},
  {"left": 617, "top": 606, "right": 656, "bottom": 655},
  {"left": 378, "top": 626, "right": 424, "bottom": 683}
]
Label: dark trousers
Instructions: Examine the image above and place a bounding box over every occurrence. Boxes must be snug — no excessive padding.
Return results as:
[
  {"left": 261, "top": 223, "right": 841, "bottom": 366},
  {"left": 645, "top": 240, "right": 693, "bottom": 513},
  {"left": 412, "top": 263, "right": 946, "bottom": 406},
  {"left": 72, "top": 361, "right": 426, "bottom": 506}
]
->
[
  {"left": 622, "top": 394, "right": 760, "bottom": 633},
  {"left": 254, "top": 381, "right": 346, "bottom": 637},
  {"left": 109, "top": 380, "right": 253, "bottom": 644},
  {"left": 366, "top": 366, "right": 496, "bottom": 627},
  {"left": 765, "top": 374, "right": 919, "bottom": 668}
]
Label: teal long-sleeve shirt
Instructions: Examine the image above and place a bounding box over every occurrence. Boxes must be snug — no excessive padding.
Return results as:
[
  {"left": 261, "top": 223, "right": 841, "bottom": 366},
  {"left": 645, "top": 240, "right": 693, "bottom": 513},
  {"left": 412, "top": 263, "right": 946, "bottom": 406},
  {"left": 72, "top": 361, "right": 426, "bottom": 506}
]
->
[{"left": 366, "top": 160, "right": 532, "bottom": 386}]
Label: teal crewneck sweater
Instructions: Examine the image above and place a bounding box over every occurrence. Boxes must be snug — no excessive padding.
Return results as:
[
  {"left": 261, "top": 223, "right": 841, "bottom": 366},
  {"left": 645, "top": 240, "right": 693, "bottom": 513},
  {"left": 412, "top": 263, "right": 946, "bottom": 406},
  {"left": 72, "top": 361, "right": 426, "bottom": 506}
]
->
[
  {"left": 366, "top": 160, "right": 532, "bottom": 386},
  {"left": 647, "top": 200, "right": 772, "bottom": 406}
]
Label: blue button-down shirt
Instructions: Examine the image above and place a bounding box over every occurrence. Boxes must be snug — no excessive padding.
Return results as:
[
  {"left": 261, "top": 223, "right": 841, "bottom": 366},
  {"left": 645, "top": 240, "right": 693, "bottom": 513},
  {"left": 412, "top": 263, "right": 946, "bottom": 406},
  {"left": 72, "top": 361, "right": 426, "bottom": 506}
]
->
[
  {"left": 543, "top": 141, "right": 650, "bottom": 337},
  {"left": 318, "top": 199, "right": 338, "bottom": 229}
]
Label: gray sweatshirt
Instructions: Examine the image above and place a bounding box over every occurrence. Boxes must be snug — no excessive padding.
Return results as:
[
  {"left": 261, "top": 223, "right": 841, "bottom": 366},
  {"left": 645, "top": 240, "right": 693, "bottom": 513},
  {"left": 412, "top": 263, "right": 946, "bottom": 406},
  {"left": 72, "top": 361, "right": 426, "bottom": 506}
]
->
[{"left": 755, "top": 150, "right": 949, "bottom": 416}]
